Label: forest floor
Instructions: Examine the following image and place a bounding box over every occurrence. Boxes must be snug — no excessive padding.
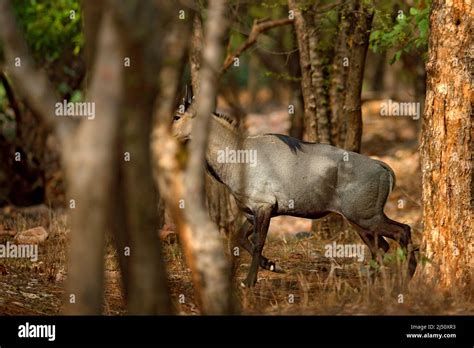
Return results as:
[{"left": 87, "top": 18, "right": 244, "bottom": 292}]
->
[{"left": 0, "top": 100, "right": 472, "bottom": 315}]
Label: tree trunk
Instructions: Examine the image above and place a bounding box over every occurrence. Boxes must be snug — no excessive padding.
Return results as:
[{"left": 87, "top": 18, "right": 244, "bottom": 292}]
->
[
  {"left": 63, "top": 10, "right": 122, "bottom": 314},
  {"left": 288, "top": 0, "right": 318, "bottom": 142},
  {"left": 308, "top": 2, "right": 334, "bottom": 145},
  {"left": 420, "top": 0, "right": 473, "bottom": 289},
  {"left": 0, "top": 0, "right": 176, "bottom": 314},
  {"left": 189, "top": 8, "right": 238, "bottom": 239},
  {"left": 292, "top": 2, "right": 347, "bottom": 237},
  {"left": 314, "top": 1, "right": 372, "bottom": 237},
  {"left": 343, "top": 0, "right": 373, "bottom": 153},
  {"left": 185, "top": 0, "right": 233, "bottom": 314},
  {"left": 288, "top": 39, "right": 305, "bottom": 140},
  {"left": 113, "top": 0, "right": 175, "bottom": 314},
  {"left": 154, "top": 0, "right": 233, "bottom": 314},
  {"left": 150, "top": 3, "right": 192, "bottom": 313},
  {"left": 120, "top": 56, "right": 171, "bottom": 314},
  {"left": 329, "top": 1, "right": 354, "bottom": 148},
  {"left": 190, "top": 15, "right": 204, "bottom": 96}
]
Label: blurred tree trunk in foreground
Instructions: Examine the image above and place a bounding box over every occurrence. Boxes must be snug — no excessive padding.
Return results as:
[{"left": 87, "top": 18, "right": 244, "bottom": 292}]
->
[
  {"left": 185, "top": 0, "right": 233, "bottom": 314},
  {"left": 153, "top": 0, "right": 233, "bottom": 314},
  {"left": 420, "top": 0, "right": 473, "bottom": 289},
  {"left": 0, "top": 0, "right": 173, "bottom": 314},
  {"left": 113, "top": 1, "right": 175, "bottom": 314},
  {"left": 189, "top": 13, "right": 238, "bottom": 238}
]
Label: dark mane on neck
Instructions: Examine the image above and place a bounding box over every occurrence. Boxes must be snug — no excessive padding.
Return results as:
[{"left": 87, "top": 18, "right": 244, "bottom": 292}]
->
[{"left": 213, "top": 112, "right": 238, "bottom": 129}]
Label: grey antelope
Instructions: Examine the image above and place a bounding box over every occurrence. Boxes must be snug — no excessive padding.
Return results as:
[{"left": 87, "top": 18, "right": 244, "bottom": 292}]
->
[{"left": 172, "top": 87, "right": 417, "bottom": 287}]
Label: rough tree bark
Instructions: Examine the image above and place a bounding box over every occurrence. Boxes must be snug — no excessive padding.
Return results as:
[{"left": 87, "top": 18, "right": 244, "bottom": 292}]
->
[
  {"left": 308, "top": 2, "right": 333, "bottom": 145},
  {"left": 288, "top": 0, "right": 318, "bottom": 142},
  {"left": 329, "top": 1, "right": 354, "bottom": 148},
  {"left": 420, "top": 0, "right": 473, "bottom": 289},
  {"left": 342, "top": 0, "right": 373, "bottom": 153},
  {"left": 288, "top": 44, "right": 305, "bottom": 139}
]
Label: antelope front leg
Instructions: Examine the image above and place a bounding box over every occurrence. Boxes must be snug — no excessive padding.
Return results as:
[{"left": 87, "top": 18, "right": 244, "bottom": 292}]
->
[
  {"left": 232, "top": 219, "right": 284, "bottom": 273},
  {"left": 242, "top": 206, "right": 272, "bottom": 287}
]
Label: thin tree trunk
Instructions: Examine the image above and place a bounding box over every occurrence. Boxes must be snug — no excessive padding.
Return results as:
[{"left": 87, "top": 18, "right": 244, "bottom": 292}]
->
[
  {"left": 185, "top": 0, "right": 233, "bottom": 314},
  {"left": 343, "top": 1, "right": 373, "bottom": 153},
  {"left": 308, "top": 3, "right": 332, "bottom": 144},
  {"left": 329, "top": 1, "right": 354, "bottom": 148},
  {"left": 288, "top": 0, "right": 318, "bottom": 142},
  {"left": 288, "top": 38, "right": 305, "bottom": 139},
  {"left": 189, "top": 8, "right": 238, "bottom": 239},
  {"left": 190, "top": 15, "right": 204, "bottom": 96},
  {"left": 420, "top": 0, "right": 473, "bottom": 289},
  {"left": 153, "top": 0, "right": 233, "bottom": 315},
  {"left": 151, "top": 18, "right": 192, "bottom": 312}
]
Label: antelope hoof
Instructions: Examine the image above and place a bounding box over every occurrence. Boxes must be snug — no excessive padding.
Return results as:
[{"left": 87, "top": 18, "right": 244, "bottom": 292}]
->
[{"left": 269, "top": 263, "right": 286, "bottom": 273}]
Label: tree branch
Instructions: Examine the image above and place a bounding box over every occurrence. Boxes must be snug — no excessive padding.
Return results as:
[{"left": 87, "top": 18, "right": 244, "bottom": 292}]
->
[{"left": 221, "top": 18, "right": 293, "bottom": 74}]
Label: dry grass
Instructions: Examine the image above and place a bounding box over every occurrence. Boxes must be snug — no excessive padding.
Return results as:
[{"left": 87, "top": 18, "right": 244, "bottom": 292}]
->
[
  {"left": 0, "top": 197, "right": 472, "bottom": 316},
  {"left": 164, "top": 220, "right": 473, "bottom": 315}
]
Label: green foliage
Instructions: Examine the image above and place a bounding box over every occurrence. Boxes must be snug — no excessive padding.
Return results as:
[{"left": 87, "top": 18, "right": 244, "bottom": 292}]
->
[
  {"left": 368, "top": 258, "right": 380, "bottom": 270},
  {"left": 0, "top": 84, "right": 5, "bottom": 114},
  {"left": 69, "top": 89, "right": 83, "bottom": 103},
  {"left": 383, "top": 247, "right": 408, "bottom": 264},
  {"left": 370, "top": 0, "right": 430, "bottom": 64},
  {"left": 12, "top": 0, "right": 83, "bottom": 63}
]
